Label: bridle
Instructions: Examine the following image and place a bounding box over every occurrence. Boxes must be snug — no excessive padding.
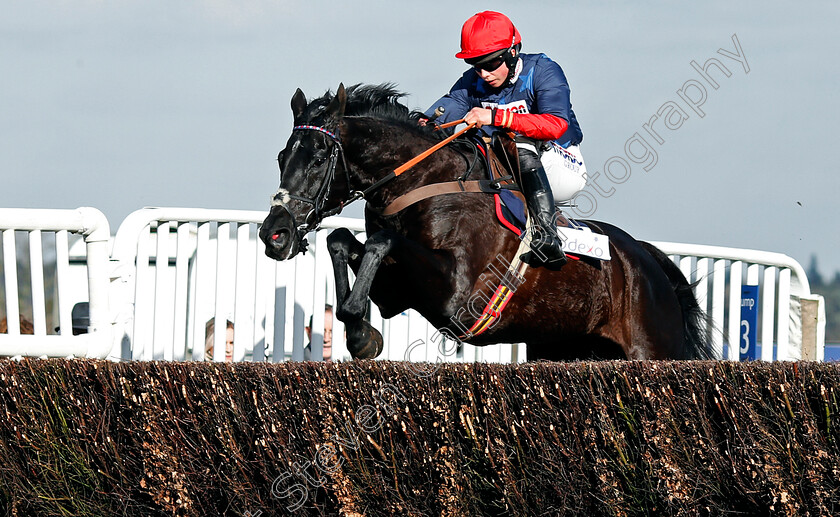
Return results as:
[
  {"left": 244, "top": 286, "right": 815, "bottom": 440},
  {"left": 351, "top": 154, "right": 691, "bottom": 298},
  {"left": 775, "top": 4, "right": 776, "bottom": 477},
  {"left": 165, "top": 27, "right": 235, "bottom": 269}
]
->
[{"left": 278, "top": 124, "right": 355, "bottom": 232}]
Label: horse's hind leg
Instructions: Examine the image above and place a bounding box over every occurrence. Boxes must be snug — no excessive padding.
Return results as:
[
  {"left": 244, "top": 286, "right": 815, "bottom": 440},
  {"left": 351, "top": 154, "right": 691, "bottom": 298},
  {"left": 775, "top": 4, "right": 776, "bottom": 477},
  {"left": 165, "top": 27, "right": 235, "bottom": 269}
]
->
[{"left": 326, "top": 228, "right": 384, "bottom": 359}]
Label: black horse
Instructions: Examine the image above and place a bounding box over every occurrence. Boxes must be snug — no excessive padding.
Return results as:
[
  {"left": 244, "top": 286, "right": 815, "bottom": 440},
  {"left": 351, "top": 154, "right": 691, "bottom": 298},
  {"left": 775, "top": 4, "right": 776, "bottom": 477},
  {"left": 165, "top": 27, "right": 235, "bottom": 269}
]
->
[{"left": 260, "top": 83, "right": 713, "bottom": 361}]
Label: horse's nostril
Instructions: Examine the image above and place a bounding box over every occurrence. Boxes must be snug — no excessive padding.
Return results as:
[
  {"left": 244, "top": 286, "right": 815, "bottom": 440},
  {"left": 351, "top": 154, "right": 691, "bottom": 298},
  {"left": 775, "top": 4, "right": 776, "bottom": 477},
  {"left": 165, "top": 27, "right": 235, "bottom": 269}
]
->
[{"left": 270, "top": 229, "right": 291, "bottom": 249}]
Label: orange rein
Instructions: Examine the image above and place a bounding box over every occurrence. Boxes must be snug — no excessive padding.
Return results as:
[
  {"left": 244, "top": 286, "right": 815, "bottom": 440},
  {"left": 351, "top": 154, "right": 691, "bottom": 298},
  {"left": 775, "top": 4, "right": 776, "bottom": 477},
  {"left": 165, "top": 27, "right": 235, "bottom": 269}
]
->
[
  {"left": 393, "top": 120, "right": 474, "bottom": 177},
  {"left": 436, "top": 118, "right": 466, "bottom": 130}
]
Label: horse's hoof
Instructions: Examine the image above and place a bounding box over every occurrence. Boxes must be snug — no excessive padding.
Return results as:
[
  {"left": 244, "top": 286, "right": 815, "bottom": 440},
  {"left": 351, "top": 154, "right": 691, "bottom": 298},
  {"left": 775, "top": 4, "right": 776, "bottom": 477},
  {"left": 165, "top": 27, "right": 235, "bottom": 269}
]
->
[{"left": 347, "top": 320, "right": 384, "bottom": 359}]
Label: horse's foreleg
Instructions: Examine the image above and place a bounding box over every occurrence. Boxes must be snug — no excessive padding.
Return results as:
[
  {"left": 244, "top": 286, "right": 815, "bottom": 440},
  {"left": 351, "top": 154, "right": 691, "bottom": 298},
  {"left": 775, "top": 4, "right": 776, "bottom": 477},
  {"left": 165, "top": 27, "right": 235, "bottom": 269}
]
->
[
  {"left": 339, "top": 230, "right": 400, "bottom": 320},
  {"left": 326, "top": 228, "right": 384, "bottom": 359},
  {"left": 326, "top": 228, "right": 364, "bottom": 311}
]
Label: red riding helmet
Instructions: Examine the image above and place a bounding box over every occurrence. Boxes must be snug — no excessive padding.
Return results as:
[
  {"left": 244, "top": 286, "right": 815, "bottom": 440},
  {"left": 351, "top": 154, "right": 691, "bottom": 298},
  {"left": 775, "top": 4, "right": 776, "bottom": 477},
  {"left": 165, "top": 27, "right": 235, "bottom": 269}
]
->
[{"left": 455, "top": 11, "right": 522, "bottom": 60}]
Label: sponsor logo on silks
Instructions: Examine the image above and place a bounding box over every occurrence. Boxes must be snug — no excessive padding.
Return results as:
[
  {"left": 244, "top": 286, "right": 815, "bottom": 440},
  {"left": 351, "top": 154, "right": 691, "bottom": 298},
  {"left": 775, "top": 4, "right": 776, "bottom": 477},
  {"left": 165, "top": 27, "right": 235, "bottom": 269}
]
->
[
  {"left": 481, "top": 100, "right": 529, "bottom": 115},
  {"left": 558, "top": 227, "right": 611, "bottom": 260},
  {"left": 546, "top": 142, "right": 583, "bottom": 173}
]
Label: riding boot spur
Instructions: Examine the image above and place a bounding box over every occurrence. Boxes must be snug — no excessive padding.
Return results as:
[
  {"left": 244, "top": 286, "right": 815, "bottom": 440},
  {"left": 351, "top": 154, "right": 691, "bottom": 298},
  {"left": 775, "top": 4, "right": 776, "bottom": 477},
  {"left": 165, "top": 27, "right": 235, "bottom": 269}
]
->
[{"left": 517, "top": 143, "right": 568, "bottom": 267}]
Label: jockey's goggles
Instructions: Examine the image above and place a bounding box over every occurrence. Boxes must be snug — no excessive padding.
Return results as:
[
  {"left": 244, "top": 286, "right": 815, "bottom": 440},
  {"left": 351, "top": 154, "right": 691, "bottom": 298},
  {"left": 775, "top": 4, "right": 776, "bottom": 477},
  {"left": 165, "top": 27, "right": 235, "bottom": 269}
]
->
[
  {"left": 466, "top": 46, "right": 510, "bottom": 73},
  {"left": 471, "top": 56, "right": 505, "bottom": 72}
]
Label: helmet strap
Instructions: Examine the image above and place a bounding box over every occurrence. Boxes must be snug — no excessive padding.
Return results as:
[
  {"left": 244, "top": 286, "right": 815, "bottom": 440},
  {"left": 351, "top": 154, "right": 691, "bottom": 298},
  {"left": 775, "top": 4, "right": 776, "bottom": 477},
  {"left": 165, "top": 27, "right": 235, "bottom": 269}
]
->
[{"left": 502, "top": 44, "right": 522, "bottom": 87}]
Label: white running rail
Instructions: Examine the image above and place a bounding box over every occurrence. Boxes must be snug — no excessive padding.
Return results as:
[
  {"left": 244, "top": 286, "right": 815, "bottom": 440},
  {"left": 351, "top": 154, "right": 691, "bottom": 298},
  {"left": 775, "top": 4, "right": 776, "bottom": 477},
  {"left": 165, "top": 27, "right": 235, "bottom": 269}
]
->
[
  {"left": 651, "top": 241, "right": 824, "bottom": 361},
  {"left": 0, "top": 207, "right": 825, "bottom": 362},
  {"left": 0, "top": 207, "right": 112, "bottom": 358}
]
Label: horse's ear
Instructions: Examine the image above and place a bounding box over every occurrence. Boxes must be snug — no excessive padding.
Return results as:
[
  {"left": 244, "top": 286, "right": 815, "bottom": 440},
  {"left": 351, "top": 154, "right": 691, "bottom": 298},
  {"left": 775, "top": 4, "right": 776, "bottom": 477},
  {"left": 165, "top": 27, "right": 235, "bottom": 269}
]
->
[
  {"left": 291, "top": 88, "right": 307, "bottom": 123},
  {"left": 325, "top": 83, "right": 347, "bottom": 121}
]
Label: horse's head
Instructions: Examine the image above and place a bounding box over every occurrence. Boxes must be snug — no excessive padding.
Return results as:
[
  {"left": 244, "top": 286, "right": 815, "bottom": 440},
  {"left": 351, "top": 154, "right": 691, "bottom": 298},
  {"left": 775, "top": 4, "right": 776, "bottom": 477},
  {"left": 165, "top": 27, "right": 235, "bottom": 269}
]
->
[{"left": 261, "top": 84, "right": 351, "bottom": 260}]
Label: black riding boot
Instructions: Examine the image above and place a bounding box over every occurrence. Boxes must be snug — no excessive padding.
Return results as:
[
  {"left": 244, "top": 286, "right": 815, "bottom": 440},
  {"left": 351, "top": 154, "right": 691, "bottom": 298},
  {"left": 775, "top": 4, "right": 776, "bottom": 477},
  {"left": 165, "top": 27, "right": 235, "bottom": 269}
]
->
[{"left": 519, "top": 149, "right": 568, "bottom": 267}]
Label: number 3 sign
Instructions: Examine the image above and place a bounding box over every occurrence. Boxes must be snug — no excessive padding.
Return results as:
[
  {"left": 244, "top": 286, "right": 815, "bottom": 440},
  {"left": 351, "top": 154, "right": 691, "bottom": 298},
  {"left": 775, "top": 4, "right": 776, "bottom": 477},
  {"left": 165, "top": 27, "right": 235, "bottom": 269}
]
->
[{"left": 740, "top": 285, "right": 759, "bottom": 361}]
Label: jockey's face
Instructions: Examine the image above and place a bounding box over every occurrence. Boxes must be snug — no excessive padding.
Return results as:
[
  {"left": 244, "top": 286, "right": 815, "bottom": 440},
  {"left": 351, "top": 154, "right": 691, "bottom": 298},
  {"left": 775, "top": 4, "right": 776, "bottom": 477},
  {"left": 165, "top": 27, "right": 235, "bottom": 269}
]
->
[
  {"left": 471, "top": 48, "right": 515, "bottom": 89},
  {"left": 476, "top": 61, "right": 509, "bottom": 88}
]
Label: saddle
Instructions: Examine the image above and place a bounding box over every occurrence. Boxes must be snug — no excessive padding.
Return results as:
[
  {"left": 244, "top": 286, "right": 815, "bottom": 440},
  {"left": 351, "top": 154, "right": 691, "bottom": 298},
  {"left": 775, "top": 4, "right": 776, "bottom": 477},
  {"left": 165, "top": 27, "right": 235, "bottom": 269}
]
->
[
  {"left": 488, "top": 134, "right": 592, "bottom": 237},
  {"left": 482, "top": 134, "right": 610, "bottom": 261},
  {"left": 487, "top": 133, "right": 528, "bottom": 234}
]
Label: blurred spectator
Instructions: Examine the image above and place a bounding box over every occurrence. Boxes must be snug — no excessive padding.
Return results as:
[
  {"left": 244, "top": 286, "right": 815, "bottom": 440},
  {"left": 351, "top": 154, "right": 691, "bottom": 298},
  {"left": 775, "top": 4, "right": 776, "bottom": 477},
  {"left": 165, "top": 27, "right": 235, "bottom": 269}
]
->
[
  {"left": 304, "top": 305, "right": 333, "bottom": 361},
  {"left": 205, "top": 318, "right": 234, "bottom": 362}
]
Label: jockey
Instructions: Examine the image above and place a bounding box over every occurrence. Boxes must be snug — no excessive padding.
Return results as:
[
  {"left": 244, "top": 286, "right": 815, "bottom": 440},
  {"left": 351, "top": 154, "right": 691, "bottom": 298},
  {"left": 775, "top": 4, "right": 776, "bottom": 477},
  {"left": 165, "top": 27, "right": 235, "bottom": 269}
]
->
[{"left": 423, "top": 11, "right": 585, "bottom": 267}]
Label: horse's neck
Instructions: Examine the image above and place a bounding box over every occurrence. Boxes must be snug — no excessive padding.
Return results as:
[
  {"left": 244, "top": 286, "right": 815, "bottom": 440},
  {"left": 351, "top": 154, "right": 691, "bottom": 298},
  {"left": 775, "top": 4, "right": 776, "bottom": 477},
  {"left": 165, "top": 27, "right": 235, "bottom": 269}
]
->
[{"left": 346, "top": 121, "right": 472, "bottom": 207}]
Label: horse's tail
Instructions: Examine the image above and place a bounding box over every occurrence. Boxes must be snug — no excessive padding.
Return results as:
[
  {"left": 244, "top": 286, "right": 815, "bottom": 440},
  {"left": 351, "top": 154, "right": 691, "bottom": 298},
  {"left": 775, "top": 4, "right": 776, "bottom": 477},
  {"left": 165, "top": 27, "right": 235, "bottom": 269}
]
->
[{"left": 639, "top": 241, "right": 715, "bottom": 360}]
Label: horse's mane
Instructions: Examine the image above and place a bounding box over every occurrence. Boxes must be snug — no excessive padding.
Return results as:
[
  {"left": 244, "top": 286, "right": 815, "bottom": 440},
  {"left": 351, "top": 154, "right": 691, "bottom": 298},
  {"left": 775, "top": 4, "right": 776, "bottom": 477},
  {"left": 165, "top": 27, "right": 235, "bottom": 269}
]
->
[{"left": 306, "top": 83, "right": 434, "bottom": 134}]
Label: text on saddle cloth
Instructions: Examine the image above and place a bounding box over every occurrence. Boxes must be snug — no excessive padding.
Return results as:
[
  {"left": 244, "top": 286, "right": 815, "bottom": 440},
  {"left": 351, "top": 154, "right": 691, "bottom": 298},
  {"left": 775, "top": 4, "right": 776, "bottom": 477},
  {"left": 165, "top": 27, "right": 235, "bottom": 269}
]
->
[{"left": 554, "top": 216, "right": 611, "bottom": 261}]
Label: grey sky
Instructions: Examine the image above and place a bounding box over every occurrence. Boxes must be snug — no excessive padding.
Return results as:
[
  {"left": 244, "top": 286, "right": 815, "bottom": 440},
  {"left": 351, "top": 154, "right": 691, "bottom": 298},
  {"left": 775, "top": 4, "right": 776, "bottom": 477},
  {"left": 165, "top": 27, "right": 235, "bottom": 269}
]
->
[{"left": 2, "top": 1, "right": 838, "bottom": 276}]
